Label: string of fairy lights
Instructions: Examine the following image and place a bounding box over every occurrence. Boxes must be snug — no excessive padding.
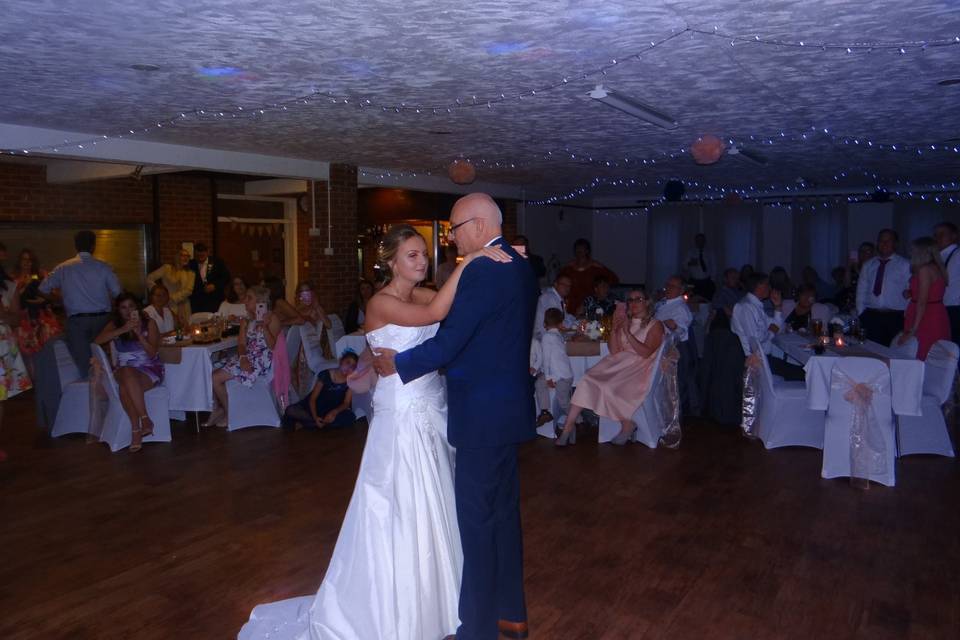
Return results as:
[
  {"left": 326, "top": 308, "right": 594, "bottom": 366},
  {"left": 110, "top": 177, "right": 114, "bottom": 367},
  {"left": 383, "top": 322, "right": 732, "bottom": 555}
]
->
[{"left": 2, "top": 22, "right": 958, "bottom": 211}]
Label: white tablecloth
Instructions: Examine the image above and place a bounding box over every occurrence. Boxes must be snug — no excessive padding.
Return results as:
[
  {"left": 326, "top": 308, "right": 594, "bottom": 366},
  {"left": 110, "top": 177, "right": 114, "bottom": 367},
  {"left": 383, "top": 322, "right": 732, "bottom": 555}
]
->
[
  {"left": 335, "top": 333, "right": 369, "bottom": 358},
  {"left": 568, "top": 342, "right": 610, "bottom": 384},
  {"left": 774, "top": 333, "right": 924, "bottom": 416},
  {"left": 163, "top": 336, "right": 238, "bottom": 412}
]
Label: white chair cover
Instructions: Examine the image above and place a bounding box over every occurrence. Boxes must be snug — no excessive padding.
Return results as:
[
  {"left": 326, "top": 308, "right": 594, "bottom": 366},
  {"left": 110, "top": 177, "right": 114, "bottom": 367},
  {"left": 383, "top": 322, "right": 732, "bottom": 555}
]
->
[
  {"left": 888, "top": 333, "right": 919, "bottom": 359},
  {"left": 693, "top": 303, "right": 710, "bottom": 360},
  {"left": 748, "top": 337, "right": 826, "bottom": 449},
  {"left": 597, "top": 339, "right": 670, "bottom": 448},
  {"left": 897, "top": 340, "right": 957, "bottom": 457},
  {"left": 821, "top": 357, "right": 896, "bottom": 486},
  {"left": 226, "top": 368, "right": 280, "bottom": 430},
  {"left": 51, "top": 339, "right": 91, "bottom": 437},
  {"left": 89, "top": 344, "right": 172, "bottom": 452},
  {"left": 190, "top": 312, "right": 214, "bottom": 324},
  {"left": 299, "top": 323, "right": 338, "bottom": 374},
  {"left": 326, "top": 314, "right": 346, "bottom": 356}
]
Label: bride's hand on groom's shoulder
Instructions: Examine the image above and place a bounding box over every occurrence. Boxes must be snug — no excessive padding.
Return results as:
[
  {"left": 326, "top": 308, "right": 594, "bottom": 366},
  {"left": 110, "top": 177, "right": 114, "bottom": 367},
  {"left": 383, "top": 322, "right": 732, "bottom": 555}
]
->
[{"left": 464, "top": 246, "right": 513, "bottom": 266}]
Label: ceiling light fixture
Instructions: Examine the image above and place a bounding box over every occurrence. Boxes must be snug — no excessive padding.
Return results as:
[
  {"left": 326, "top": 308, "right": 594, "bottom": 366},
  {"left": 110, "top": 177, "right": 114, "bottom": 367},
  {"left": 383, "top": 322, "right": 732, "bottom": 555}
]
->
[
  {"left": 937, "top": 78, "right": 960, "bottom": 86},
  {"left": 130, "top": 63, "right": 160, "bottom": 72},
  {"left": 588, "top": 85, "right": 677, "bottom": 130}
]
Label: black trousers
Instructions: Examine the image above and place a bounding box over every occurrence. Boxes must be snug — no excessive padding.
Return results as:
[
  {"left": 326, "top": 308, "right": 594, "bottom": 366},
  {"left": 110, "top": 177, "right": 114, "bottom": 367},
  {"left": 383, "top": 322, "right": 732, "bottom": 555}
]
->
[
  {"left": 858, "top": 308, "right": 905, "bottom": 349},
  {"left": 947, "top": 306, "right": 960, "bottom": 347}
]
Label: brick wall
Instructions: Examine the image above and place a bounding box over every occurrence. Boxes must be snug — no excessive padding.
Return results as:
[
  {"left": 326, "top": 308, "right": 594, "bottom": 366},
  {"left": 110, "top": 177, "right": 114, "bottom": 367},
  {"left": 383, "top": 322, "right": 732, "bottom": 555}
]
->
[
  {"left": 501, "top": 199, "right": 518, "bottom": 242},
  {"left": 157, "top": 174, "right": 213, "bottom": 266},
  {"left": 298, "top": 164, "right": 360, "bottom": 315}
]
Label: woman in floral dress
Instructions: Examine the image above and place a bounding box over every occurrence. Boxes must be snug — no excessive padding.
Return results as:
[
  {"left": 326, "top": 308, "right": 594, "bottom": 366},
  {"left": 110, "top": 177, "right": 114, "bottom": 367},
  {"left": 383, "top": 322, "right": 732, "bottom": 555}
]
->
[
  {"left": 207, "top": 286, "right": 282, "bottom": 427},
  {"left": 0, "top": 243, "right": 32, "bottom": 462}
]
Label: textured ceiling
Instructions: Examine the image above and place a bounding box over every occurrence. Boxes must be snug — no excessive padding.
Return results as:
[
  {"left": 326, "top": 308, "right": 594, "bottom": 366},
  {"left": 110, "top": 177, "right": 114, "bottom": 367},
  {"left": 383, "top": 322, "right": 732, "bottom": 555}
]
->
[{"left": 1, "top": 0, "right": 959, "bottom": 198}]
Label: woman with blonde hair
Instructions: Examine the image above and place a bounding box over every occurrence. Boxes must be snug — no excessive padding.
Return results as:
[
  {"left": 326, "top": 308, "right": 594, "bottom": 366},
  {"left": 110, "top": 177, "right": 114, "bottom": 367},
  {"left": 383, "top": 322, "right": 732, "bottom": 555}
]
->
[
  {"left": 147, "top": 248, "right": 196, "bottom": 326},
  {"left": 900, "top": 236, "right": 951, "bottom": 359}
]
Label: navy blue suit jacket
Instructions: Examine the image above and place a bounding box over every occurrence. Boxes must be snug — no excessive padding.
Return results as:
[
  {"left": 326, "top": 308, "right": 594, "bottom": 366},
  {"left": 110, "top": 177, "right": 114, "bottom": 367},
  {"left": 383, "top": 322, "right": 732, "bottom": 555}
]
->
[{"left": 396, "top": 238, "right": 538, "bottom": 449}]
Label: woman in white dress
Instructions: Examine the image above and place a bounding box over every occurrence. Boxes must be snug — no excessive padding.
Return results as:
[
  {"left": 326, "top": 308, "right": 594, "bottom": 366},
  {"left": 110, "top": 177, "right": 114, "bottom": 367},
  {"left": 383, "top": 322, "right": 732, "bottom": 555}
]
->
[{"left": 238, "top": 224, "right": 511, "bottom": 640}]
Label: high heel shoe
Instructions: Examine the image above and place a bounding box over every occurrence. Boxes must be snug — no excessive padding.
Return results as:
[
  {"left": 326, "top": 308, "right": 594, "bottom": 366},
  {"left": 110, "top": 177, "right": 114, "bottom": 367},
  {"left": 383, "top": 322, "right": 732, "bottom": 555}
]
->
[
  {"left": 554, "top": 425, "right": 576, "bottom": 447},
  {"left": 203, "top": 408, "right": 224, "bottom": 428},
  {"left": 139, "top": 415, "right": 154, "bottom": 439},
  {"left": 129, "top": 424, "right": 143, "bottom": 453},
  {"left": 610, "top": 421, "right": 636, "bottom": 446}
]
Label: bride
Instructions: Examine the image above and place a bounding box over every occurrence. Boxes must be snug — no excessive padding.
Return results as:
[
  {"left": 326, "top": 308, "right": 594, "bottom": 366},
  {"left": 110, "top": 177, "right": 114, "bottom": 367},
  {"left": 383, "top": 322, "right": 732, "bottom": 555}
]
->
[{"left": 238, "top": 224, "right": 511, "bottom": 640}]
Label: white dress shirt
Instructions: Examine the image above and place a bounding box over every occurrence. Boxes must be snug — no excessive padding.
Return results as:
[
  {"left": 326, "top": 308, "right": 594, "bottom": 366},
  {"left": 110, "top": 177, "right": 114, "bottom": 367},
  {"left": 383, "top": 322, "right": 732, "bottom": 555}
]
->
[
  {"left": 941, "top": 244, "right": 960, "bottom": 307},
  {"left": 144, "top": 305, "right": 175, "bottom": 333},
  {"left": 732, "top": 292, "right": 783, "bottom": 356},
  {"left": 855, "top": 254, "right": 911, "bottom": 315},
  {"left": 655, "top": 296, "right": 693, "bottom": 342},
  {"left": 540, "top": 328, "right": 573, "bottom": 381},
  {"left": 533, "top": 287, "right": 576, "bottom": 338},
  {"left": 684, "top": 247, "right": 715, "bottom": 281},
  {"left": 39, "top": 252, "right": 122, "bottom": 316}
]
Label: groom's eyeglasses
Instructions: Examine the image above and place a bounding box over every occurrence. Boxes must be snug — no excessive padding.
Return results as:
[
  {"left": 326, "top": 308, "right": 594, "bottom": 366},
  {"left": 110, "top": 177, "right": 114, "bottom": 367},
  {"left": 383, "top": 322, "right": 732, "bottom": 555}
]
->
[{"left": 448, "top": 217, "right": 479, "bottom": 238}]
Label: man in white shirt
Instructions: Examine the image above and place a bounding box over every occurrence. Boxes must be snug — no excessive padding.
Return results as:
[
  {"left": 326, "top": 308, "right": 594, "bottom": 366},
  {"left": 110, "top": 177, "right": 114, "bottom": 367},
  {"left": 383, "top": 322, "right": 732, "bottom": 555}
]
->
[
  {"left": 732, "top": 272, "right": 804, "bottom": 381},
  {"left": 934, "top": 221, "right": 960, "bottom": 346},
  {"left": 855, "top": 228, "right": 911, "bottom": 348},
  {"left": 533, "top": 274, "right": 574, "bottom": 339},
  {"left": 683, "top": 233, "right": 716, "bottom": 300},
  {"left": 532, "top": 308, "right": 574, "bottom": 428}
]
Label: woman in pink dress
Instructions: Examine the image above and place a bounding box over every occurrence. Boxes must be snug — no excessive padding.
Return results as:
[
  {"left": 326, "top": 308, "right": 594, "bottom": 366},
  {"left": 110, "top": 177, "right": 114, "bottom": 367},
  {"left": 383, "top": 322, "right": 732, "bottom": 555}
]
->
[
  {"left": 555, "top": 289, "right": 665, "bottom": 446},
  {"left": 900, "top": 236, "right": 950, "bottom": 360}
]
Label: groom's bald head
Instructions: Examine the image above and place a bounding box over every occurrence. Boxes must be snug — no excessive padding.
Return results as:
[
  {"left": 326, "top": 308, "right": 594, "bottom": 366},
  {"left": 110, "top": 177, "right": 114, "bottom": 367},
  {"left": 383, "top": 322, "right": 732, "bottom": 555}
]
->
[{"left": 449, "top": 193, "right": 503, "bottom": 254}]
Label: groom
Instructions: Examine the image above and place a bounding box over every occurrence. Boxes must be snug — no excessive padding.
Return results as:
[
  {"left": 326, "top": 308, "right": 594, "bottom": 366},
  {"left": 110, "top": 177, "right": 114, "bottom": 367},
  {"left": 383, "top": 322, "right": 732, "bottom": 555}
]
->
[{"left": 374, "top": 193, "right": 538, "bottom": 640}]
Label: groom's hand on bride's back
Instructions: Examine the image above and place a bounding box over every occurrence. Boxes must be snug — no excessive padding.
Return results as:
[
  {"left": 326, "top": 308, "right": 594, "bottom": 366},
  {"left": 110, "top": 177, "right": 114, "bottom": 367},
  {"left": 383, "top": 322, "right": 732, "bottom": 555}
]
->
[{"left": 372, "top": 348, "right": 398, "bottom": 376}]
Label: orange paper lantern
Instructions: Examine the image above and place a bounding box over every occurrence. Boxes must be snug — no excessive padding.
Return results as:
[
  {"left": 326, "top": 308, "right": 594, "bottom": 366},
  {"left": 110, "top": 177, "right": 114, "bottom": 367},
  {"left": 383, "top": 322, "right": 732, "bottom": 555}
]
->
[
  {"left": 690, "top": 134, "right": 725, "bottom": 165},
  {"left": 448, "top": 159, "right": 476, "bottom": 185}
]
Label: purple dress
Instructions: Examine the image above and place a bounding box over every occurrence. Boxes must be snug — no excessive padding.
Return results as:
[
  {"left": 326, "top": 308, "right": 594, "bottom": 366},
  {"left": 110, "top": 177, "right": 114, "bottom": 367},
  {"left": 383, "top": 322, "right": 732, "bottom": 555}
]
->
[{"left": 115, "top": 321, "right": 164, "bottom": 383}]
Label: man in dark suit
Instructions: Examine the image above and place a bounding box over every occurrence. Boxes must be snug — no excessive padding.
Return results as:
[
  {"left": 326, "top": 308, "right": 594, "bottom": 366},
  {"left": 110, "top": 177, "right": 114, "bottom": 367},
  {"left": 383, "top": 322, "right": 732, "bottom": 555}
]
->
[
  {"left": 375, "top": 193, "right": 538, "bottom": 640},
  {"left": 188, "top": 242, "right": 230, "bottom": 314}
]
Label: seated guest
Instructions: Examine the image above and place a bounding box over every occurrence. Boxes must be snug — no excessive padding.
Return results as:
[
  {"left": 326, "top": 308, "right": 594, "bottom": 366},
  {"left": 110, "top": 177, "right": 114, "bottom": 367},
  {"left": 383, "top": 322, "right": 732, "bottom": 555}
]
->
[
  {"left": 711, "top": 268, "right": 743, "bottom": 330},
  {"left": 769, "top": 266, "right": 794, "bottom": 301},
  {"left": 282, "top": 352, "right": 358, "bottom": 430},
  {"left": 534, "top": 274, "right": 574, "bottom": 339},
  {"left": 558, "top": 238, "right": 619, "bottom": 315},
  {"left": 265, "top": 276, "right": 304, "bottom": 327},
  {"left": 218, "top": 276, "right": 249, "bottom": 322},
  {"left": 786, "top": 284, "right": 817, "bottom": 331},
  {"left": 294, "top": 281, "right": 333, "bottom": 331},
  {"left": 343, "top": 279, "right": 375, "bottom": 334},
  {"left": 532, "top": 308, "right": 574, "bottom": 428},
  {"left": 655, "top": 275, "right": 693, "bottom": 343},
  {"left": 208, "top": 286, "right": 283, "bottom": 427},
  {"left": 732, "top": 272, "right": 804, "bottom": 381},
  {"left": 856, "top": 229, "right": 911, "bottom": 347},
  {"left": 94, "top": 292, "right": 163, "bottom": 452},
  {"left": 555, "top": 289, "right": 664, "bottom": 447},
  {"left": 143, "top": 284, "right": 176, "bottom": 335},
  {"left": 900, "top": 236, "right": 950, "bottom": 360},
  {"left": 831, "top": 266, "right": 855, "bottom": 313},
  {"left": 147, "top": 248, "right": 195, "bottom": 325},
  {"left": 578, "top": 275, "right": 617, "bottom": 318},
  {"left": 802, "top": 265, "right": 835, "bottom": 302}
]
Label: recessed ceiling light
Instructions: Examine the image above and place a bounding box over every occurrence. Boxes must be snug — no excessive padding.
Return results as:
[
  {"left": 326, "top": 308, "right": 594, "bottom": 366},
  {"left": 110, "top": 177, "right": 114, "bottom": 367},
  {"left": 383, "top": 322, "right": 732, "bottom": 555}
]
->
[
  {"left": 937, "top": 78, "right": 960, "bottom": 86},
  {"left": 427, "top": 130, "right": 453, "bottom": 135},
  {"left": 130, "top": 63, "right": 160, "bottom": 72}
]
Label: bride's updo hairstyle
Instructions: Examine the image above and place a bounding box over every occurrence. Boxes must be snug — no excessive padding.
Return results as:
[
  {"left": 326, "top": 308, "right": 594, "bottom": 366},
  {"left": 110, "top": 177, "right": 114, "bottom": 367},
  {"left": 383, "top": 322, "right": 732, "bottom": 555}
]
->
[{"left": 377, "top": 224, "right": 426, "bottom": 284}]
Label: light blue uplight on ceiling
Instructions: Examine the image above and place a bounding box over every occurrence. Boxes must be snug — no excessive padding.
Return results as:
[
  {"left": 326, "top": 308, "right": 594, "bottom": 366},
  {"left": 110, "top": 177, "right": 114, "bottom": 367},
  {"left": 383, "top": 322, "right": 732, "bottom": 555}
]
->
[
  {"left": 197, "top": 66, "right": 242, "bottom": 77},
  {"left": 485, "top": 41, "right": 530, "bottom": 55}
]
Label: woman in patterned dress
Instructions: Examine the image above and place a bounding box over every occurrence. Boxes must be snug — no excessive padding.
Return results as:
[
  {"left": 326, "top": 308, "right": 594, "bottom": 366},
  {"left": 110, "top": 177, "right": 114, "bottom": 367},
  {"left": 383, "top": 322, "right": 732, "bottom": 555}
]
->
[
  {"left": 13, "top": 248, "right": 62, "bottom": 379},
  {"left": 208, "top": 286, "right": 282, "bottom": 427},
  {"left": 0, "top": 244, "right": 33, "bottom": 462}
]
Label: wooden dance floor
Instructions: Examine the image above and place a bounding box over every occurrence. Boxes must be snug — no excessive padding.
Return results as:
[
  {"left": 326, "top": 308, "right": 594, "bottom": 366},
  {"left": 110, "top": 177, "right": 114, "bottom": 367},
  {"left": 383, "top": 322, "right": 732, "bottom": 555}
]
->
[{"left": 1, "top": 393, "right": 958, "bottom": 639}]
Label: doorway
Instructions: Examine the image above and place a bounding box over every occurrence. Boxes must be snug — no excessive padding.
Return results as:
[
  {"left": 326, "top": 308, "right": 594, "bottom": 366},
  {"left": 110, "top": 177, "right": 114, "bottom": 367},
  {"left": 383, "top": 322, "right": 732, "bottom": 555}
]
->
[{"left": 216, "top": 194, "right": 298, "bottom": 299}]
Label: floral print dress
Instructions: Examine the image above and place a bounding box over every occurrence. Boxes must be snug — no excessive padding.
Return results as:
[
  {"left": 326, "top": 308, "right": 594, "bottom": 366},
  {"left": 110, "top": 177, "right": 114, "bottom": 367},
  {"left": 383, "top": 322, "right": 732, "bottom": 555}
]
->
[{"left": 217, "top": 320, "right": 273, "bottom": 386}]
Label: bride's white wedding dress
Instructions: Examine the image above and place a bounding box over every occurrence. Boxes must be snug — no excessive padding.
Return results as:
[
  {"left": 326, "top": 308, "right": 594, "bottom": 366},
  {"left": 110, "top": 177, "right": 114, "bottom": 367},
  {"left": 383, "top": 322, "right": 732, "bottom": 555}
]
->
[{"left": 238, "top": 323, "right": 462, "bottom": 640}]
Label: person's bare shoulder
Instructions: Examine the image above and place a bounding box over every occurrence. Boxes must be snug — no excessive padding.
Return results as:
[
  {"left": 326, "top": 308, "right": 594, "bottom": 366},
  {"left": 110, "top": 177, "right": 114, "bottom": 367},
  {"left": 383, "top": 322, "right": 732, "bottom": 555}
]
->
[{"left": 412, "top": 287, "right": 437, "bottom": 304}]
